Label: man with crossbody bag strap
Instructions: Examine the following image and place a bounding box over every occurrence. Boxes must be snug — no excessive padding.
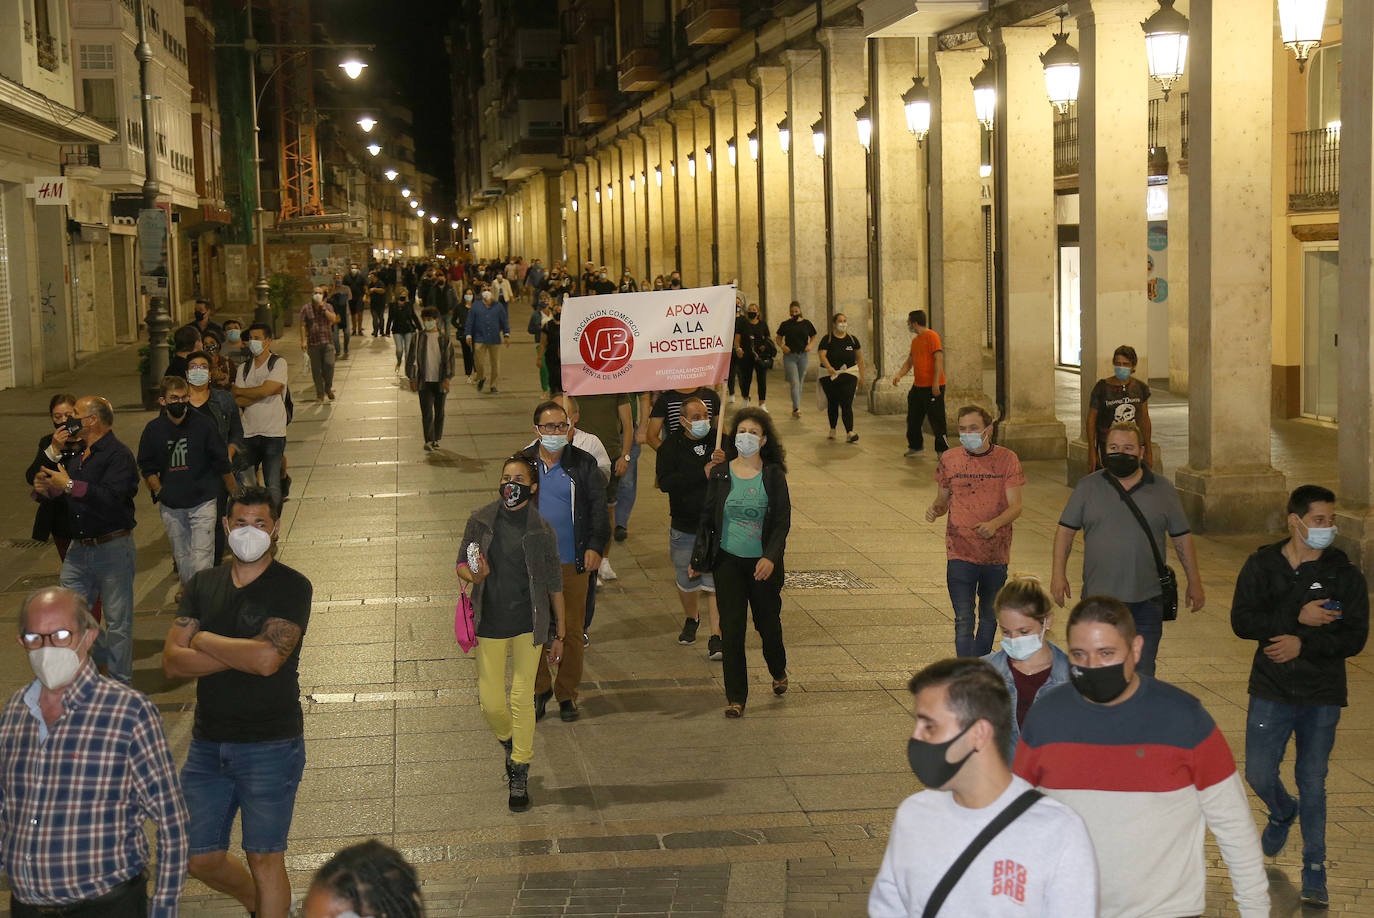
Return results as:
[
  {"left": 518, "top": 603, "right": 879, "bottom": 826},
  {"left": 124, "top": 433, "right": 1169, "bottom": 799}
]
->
[
  {"left": 1052, "top": 421, "right": 1204, "bottom": 675},
  {"left": 870, "top": 659, "right": 1098, "bottom": 918}
]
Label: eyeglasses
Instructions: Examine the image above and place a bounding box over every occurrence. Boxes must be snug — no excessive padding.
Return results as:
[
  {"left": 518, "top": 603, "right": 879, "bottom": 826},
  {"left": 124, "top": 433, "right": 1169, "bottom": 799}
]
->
[
  {"left": 536, "top": 422, "right": 570, "bottom": 434},
  {"left": 164, "top": 396, "right": 190, "bottom": 404},
  {"left": 19, "top": 629, "right": 77, "bottom": 650}
]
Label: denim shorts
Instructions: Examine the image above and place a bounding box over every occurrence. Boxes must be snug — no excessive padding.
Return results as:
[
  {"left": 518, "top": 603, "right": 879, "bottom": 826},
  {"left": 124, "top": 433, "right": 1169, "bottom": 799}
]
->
[
  {"left": 182, "top": 736, "right": 306, "bottom": 855},
  {"left": 669, "top": 527, "right": 715, "bottom": 593}
]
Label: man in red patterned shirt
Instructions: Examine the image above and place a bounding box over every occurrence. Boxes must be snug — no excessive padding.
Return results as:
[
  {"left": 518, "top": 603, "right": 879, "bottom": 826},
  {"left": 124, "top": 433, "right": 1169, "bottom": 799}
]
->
[{"left": 0, "top": 587, "right": 188, "bottom": 917}]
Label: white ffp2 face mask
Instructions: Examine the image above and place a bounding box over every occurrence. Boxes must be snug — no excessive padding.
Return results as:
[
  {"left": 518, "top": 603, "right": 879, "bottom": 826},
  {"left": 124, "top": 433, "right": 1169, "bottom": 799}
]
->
[
  {"left": 226, "top": 525, "right": 273, "bottom": 562},
  {"left": 29, "top": 646, "right": 83, "bottom": 690}
]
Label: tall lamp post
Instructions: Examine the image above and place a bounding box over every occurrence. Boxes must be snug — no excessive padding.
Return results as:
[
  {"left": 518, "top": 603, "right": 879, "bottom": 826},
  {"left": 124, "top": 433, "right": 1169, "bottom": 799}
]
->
[{"left": 135, "top": 0, "right": 170, "bottom": 400}]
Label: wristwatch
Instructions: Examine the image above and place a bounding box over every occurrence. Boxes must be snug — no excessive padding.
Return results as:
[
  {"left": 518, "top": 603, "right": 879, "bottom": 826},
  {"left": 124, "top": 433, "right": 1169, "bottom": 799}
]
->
[
  {"left": 621, "top": 454, "right": 631, "bottom": 463},
  {"left": 63, "top": 479, "right": 75, "bottom": 494}
]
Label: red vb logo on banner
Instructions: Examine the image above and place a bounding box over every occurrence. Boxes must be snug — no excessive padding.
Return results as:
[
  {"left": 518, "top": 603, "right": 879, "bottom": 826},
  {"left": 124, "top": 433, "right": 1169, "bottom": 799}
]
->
[{"left": 561, "top": 285, "right": 736, "bottom": 395}]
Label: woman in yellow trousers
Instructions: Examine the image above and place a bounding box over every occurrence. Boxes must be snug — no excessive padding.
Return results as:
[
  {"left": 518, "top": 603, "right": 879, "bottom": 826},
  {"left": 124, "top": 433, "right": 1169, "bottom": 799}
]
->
[{"left": 458, "top": 454, "right": 566, "bottom": 811}]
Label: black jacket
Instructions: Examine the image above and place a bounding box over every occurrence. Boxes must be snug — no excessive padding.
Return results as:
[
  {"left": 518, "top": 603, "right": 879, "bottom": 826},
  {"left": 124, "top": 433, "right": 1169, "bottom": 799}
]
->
[
  {"left": 695, "top": 461, "right": 791, "bottom": 569},
  {"left": 344, "top": 270, "right": 367, "bottom": 304},
  {"left": 655, "top": 427, "right": 716, "bottom": 532},
  {"left": 520, "top": 442, "right": 610, "bottom": 574},
  {"left": 1231, "top": 540, "right": 1369, "bottom": 706},
  {"left": 25, "top": 434, "right": 72, "bottom": 541},
  {"left": 404, "top": 331, "right": 455, "bottom": 383}
]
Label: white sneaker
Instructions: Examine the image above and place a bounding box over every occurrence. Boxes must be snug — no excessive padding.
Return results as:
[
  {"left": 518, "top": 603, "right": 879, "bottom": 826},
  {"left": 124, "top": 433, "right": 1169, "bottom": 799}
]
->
[
  {"left": 759, "top": 403, "right": 769, "bottom": 412},
  {"left": 598, "top": 557, "right": 617, "bottom": 582}
]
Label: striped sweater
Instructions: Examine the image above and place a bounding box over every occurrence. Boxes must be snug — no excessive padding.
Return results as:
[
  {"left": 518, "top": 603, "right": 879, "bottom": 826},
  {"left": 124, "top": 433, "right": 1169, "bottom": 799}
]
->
[{"left": 1012, "top": 677, "right": 1269, "bottom": 918}]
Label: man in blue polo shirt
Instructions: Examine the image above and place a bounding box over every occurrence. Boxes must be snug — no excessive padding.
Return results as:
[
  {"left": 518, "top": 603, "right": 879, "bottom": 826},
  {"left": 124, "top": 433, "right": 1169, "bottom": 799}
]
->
[
  {"left": 464, "top": 287, "right": 510, "bottom": 393},
  {"left": 521, "top": 400, "right": 608, "bottom": 722}
]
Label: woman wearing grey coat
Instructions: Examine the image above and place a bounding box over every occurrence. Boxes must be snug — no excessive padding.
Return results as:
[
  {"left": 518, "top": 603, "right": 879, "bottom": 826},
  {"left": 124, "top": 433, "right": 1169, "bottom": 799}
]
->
[{"left": 458, "top": 454, "right": 565, "bottom": 812}]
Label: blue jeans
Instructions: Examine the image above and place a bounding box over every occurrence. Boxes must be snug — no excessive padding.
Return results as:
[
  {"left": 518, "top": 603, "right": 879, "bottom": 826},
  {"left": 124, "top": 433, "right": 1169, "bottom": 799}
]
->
[
  {"left": 393, "top": 330, "right": 413, "bottom": 365},
  {"left": 1245, "top": 696, "right": 1341, "bottom": 865},
  {"left": 60, "top": 534, "right": 136, "bottom": 684},
  {"left": 182, "top": 736, "right": 306, "bottom": 855},
  {"left": 236, "top": 435, "right": 286, "bottom": 505},
  {"left": 160, "top": 498, "right": 217, "bottom": 586},
  {"left": 614, "top": 435, "right": 641, "bottom": 530},
  {"left": 1124, "top": 597, "right": 1164, "bottom": 676},
  {"left": 783, "top": 352, "right": 809, "bottom": 411},
  {"left": 947, "top": 560, "right": 1007, "bottom": 657}
]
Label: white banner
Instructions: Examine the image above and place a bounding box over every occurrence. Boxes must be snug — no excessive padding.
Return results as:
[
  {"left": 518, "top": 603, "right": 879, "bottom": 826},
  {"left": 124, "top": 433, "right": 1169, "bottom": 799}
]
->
[{"left": 560, "top": 285, "right": 736, "bottom": 395}]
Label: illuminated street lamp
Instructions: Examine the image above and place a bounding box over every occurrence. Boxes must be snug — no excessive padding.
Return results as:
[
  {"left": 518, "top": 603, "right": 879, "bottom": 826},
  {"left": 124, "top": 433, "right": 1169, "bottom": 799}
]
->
[
  {"left": 339, "top": 59, "right": 367, "bottom": 79},
  {"left": 450, "top": 220, "right": 458, "bottom": 229},
  {"left": 1141, "top": 0, "right": 1189, "bottom": 99},
  {"left": 629, "top": 175, "right": 635, "bottom": 193},
  {"left": 595, "top": 188, "right": 601, "bottom": 203},
  {"left": 1041, "top": 11, "right": 1080, "bottom": 113},
  {"left": 810, "top": 115, "right": 825, "bottom": 157},
  {"left": 655, "top": 165, "right": 662, "bottom": 186},
  {"left": 401, "top": 187, "right": 411, "bottom": 198},
  {"left": 408, "top": 199, "right": 418, "bottom": 209},
  {"left": 607, "top": 182, "right": 614, "bottom": 201},
  {"left": 705, "top": 146, "right": 713, "bottom": 172},
  {"left": 687, "top": 153, "right": 696, "bottom": 178},
  {"left": 417, "top": 208, "right": 425, "bottom": 217},
  {"left": 356, "top": 116, "right": 377, "bottom": 132},
  {"left": 727, "top": 137, "right": 736, "bottom": 167},
  {"left": 384, "top": 169, "right": 398, "bottom": 181},
  {"left": 430, "top": 214, "right": 439, "bottom": 224},
  {"left": 572, "top": 196, "right": 579, "bottom": 212},
  {"left": 901, "top": 76, "right": 931, "bottom": 143},
  {"left": 971, "top": 57, "right": 997, "bottom": 130},
  {"left": 777, "top": 114, "right": 791, "bottom": 153},
  {"left": 854, "top": 97, "right": 872, "bottom": 151},
  {"left": 747, "top": 127, "right": 759, "bottom": 161},
  {"left": 1278, "top": 0, "right": 1328, "bottom": 72},
  {"left": 366, "top": 143, "right": 381, "bottom": 156}
]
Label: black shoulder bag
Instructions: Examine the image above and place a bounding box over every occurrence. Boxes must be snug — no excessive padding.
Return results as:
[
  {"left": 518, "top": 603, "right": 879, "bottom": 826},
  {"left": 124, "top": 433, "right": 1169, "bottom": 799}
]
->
[
  {"left": 689, "top": 470, "right": 722, "bottom": 573},
  {"left": 1104, "top": 474, "right": 1180, "bottom": 621},
  {"left": 920, "top": 789, "right": 1043, "bottom": 918}
]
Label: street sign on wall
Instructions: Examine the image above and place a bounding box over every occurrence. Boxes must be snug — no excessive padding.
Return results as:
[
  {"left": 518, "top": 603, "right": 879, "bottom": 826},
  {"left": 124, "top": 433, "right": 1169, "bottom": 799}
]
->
[
  {"left": 30, "top": 177, "right": 67, "bottom": 205},
  {"left": 137, "top": 207, "right": 169, "bottom": 296}
]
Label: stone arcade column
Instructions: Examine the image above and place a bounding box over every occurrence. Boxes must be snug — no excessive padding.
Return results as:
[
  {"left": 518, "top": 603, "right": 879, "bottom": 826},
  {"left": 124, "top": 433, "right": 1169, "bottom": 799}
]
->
[
  {"left": 693, "top": 102, "right": 715, "bottom": 284},
  {"left": 656, "top": 119, "right": 679, "bottom": 277},
  {"left": 732, "top": 78, "right": 761, "bottom": 307},
  {"left": 752, "top": 63, "right": 794, "bottom": 313},
  {"left": 619, "top": 138, "right": 639, "bottom": 276},
  {"left": 992, "top": 26, "right": 1067, "bottom": 458},
  {"left": 1163, "top": 83, "right": 1190, "bottom": 395},
  {"left": 637, "top": 126, "right": 660, "bottom": 279},
  {"left": 869, "top": 37, "right": 927, "bottom": 414},
  {"left": 585, "top": 157, "right": 604, "bottom": 266},
  {"left": 670, "top": 106, "right": 701, "bottom": 285},
  {"left": 707, "top": 88, "right": 740, "bottom": 289},
  {"left": 784, "top": 48, "right": 827, "bottom": 318},
  {"left": 928, "top": 44, "right": 994, "bottom": 415},
  {"left": 819, "top": 27, "right": 870, "bottom": 343},
  {"left": 1174, "top": 0, "right": 1286, "bottom": 531},
  {"left": 601, "top": 148, "right": 619, "bottom": 272},
  {"left": 562, "top": 168, "right": 580, "bottom": 269},
  {"left": 1068, "top": 0, "right": 1152, "bottom": 480},
  {"left": 1335, "top": 1, "right": 1374, "bottom": 562}
]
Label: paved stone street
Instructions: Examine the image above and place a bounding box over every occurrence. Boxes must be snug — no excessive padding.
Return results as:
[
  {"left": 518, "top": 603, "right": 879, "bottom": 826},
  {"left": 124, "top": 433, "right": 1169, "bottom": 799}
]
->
[{"left": 0, "top": 335, "right": 1368, "bottom": 917}]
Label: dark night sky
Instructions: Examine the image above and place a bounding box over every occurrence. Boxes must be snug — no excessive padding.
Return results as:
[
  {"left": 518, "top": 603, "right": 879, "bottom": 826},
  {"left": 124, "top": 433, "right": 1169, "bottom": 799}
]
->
[{"left": 323, "top": 0, "right": 457, "bottom": 209}]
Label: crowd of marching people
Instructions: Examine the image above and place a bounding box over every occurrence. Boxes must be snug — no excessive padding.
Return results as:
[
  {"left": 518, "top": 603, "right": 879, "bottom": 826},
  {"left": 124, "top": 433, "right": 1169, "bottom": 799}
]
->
[{"left": 1, "top": 248, "right": 1368, "bottom": 918}]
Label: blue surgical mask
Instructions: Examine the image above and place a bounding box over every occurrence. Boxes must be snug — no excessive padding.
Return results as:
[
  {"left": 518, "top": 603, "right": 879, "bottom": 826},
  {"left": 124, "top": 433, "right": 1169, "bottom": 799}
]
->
[
  {"left": 1001, "top": 627, "right": 1045, "bottom": 661},
  {"left": 1302, "top": 522, "right": 1337, "bottom": 551},
  {"left": 734, "top": 432, "right": 761, "bottom": 457},
  {"left": 1113, "top": 365, "right": 1132, "bottom": 381},
  {"left": 187, "top": 367, "right": 211, "bottom": 387},
  {"left": 688, "top": 419, "right": 710, "bottom": 439},
  {"left": 226, "top": 329, "right": 241, "bottom": 343},
  {"left": 247, "top": 340, "right": 264, "bottom": 356},
  {"left": 959, "top": 432, "right": 985, "bottom": 453},
  {"left": 540, "top": 434, "right": 568, "bottom": 453}
]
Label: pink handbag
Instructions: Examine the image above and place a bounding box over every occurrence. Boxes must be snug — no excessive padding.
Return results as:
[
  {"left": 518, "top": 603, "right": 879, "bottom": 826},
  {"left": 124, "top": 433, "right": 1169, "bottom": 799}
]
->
[{"left": 454, "top": 582, "right": 477, "bottom": 653}]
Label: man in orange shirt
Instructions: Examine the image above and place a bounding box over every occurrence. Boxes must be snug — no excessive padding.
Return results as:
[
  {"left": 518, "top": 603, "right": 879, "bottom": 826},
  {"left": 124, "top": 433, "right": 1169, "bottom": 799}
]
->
[{"left": 891, "top": 310, "right": 949, "bottom": 456}]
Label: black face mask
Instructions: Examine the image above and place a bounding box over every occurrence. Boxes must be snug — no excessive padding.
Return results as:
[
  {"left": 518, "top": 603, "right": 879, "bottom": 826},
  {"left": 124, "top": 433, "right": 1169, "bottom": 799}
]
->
[
  {"left": 1103, "top": 453, "right": 1141, "bottom": 479},
  {"left": 165, "top": 402, "right": 189, "bottom": 420},
  {"left": 62, "top": 417, "right": 84, "bottom": 436},
  {"left": 194, "top": 310, "right": 207, "bottom": 322},
  {"left": 499, "top": 481, "right": 533, "bottom": 508},
  {"left": 1069, "top": 661, "right": 1130, "bottom": 704},
  {"left": 906, "top": 722, "right": 975, "bottom": 788}
]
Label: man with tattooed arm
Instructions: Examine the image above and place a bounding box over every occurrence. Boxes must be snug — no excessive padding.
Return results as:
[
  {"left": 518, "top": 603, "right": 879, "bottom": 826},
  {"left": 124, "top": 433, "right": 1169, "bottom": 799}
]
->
[{"left": 161, "top": 485, "right": 311, "bottom": 918}]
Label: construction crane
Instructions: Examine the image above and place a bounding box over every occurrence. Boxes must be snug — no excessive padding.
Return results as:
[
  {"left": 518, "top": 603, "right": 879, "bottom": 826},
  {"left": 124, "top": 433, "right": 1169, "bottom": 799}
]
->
[{"left": 271, "top": 0, "right": 323, "bottom": 221}]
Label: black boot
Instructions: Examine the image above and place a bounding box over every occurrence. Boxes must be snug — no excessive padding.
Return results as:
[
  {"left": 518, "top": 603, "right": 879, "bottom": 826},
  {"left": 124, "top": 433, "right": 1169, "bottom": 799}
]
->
[
  {"left": 508, "top": 762, "right": 531, "bottom": 812},
  {"left": 498, "top": 737, "right": 513, "bottom": 780}
]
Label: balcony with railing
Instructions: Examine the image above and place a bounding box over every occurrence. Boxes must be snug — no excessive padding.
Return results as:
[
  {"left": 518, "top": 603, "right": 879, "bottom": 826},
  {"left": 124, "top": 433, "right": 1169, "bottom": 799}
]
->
[
  {"left": 685, "top": 0, "right": 740, "bottom": 46},
  {"left": 1053, "top": 113, "right": 1078, "bottom": 178},
  {"left": 62, "top": 144, "right": 101, "bottom": 168},
  {"left": 1290, "top": 127, "right": 1340, "bottom": 212},
  {"left": 1052, "top": 103, "right": 1170, "bottom": 182},
  {"left": 618, "top": 46, "right": 665, "bottom": 93}
]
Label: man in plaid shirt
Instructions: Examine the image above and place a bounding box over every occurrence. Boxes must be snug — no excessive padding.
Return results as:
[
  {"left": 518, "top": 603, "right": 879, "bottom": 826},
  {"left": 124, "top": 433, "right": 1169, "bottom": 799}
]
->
[{"left": 0, "top": 587, "right": 188, "bottom": 917}]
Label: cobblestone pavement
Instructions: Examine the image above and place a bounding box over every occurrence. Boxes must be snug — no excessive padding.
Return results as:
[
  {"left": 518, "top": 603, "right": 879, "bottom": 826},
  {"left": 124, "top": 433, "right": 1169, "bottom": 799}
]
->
[{"left": 0, "top": 334, "right": 1367, "bottom": 916}]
